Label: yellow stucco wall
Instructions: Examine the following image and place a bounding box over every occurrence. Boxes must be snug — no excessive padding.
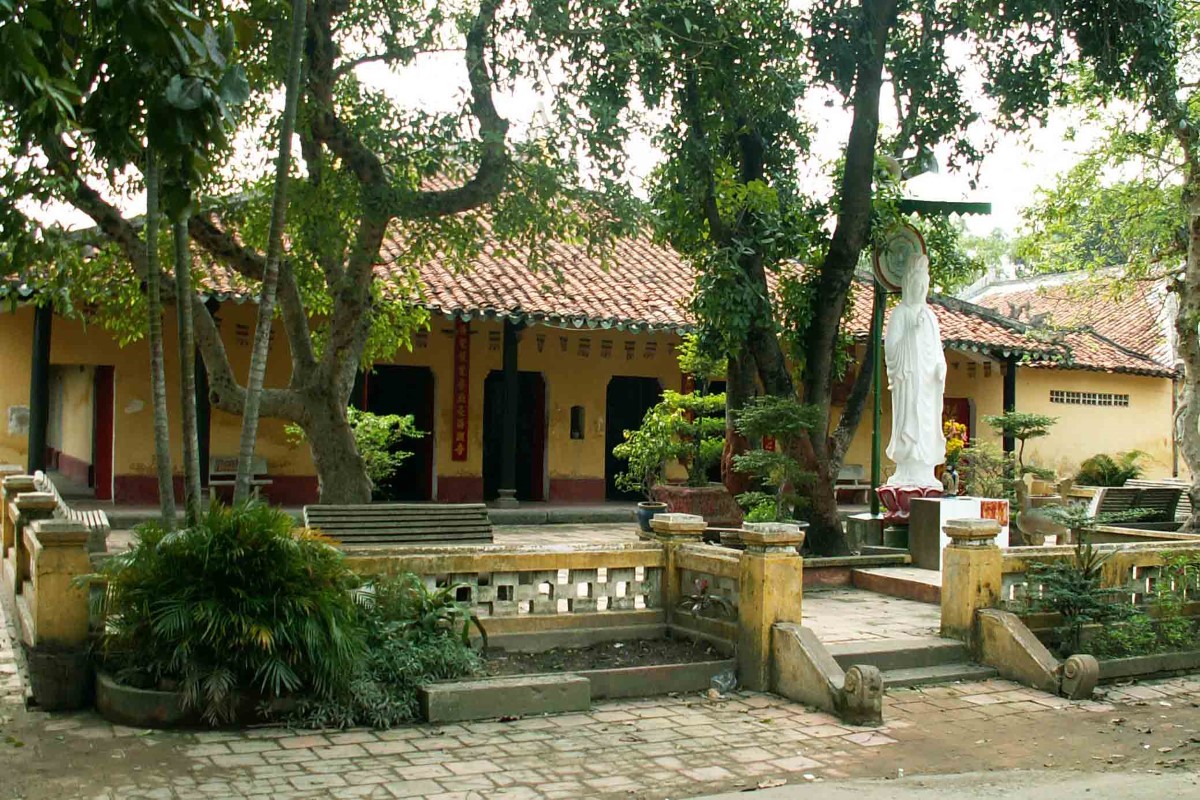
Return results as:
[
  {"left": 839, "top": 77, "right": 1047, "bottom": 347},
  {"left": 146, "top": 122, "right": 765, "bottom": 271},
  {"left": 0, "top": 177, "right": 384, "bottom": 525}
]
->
[
  {"left": 57, "top": 365, "right": 94, "bottom": 464},
  {"left": 0, "top": 302, "right": 1182, "bottom": 499},
  {"left": 1017, "top": 367, "right": 1177, "bottom": 480},
  {"left": 372, "top": 319, "right": 684, "bottom": 488}
]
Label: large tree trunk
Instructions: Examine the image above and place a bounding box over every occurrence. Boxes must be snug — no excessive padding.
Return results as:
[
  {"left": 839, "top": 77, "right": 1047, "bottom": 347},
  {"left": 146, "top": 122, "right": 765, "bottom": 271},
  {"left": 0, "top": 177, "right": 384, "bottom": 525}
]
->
[
  {"left": 722, "top": 351, "right": 757, "bottom": 496},
  {"left": 144, "top": 154, "right": 176, "bottom": 528},
  {"left": 173, "top": 218, "right": 203, "bottom": 523},
  {"left": 301, "top": 389, "right": 372, "bottom": 504},
  {"left": 1176, "top": 169, "right": 1200, "bottom": 532},
  {"left": 235, "top": 0, "right": 308, "bottom": 504}
]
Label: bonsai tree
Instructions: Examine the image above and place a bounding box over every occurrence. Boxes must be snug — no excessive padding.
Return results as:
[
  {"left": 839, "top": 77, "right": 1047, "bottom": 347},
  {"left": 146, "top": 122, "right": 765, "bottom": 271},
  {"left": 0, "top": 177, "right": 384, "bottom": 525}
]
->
[
  {"left": 613, "top": 390, "right": 726, "bottom": 498},
  {"left": 732, "top": 396, "right": 822, "bottom": 523},
  {"left": 983, "top": 411, "right": 1059, "bottom": 480},
  {"left": 1075, "top": 451, "right": 1147, "bottom": 487}
]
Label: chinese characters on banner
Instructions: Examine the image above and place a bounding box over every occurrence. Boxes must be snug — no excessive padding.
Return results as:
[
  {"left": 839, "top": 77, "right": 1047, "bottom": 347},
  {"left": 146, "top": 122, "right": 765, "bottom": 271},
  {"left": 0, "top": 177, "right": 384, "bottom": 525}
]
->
[
  {"left": 762, "top": 436, "right": 776, "bottom": 452},
  {"left": 452, "top": 321, "right": 470, "bottom": 461}
]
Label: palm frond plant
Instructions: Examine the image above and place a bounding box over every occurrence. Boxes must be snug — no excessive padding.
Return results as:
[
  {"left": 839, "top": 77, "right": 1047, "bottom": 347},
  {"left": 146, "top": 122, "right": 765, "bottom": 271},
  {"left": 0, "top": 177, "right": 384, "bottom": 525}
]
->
[{"left": 90, "top": 501, "right": 364, "bottom": 724}]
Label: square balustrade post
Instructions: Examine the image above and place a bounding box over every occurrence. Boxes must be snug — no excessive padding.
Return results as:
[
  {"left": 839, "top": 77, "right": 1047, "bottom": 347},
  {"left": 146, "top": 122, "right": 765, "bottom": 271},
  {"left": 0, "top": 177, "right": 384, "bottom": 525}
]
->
[
  {"left": 6, "top": 489, "right": 55, "bottom": 598},
  {"left": 940, "top": 518, "right": 1003, "bottom": 647},
  {"left": 648, "top": 513, "right": 706, "bottom": 624},
  {"left": 738, "top": 527, "right": 804, "bottom": 692},
  {"left": 25, "top": 519, "right": 92, "bottom": 649},
  {"left": 1, "top": 474, "right": 35, "bottom": 561}
]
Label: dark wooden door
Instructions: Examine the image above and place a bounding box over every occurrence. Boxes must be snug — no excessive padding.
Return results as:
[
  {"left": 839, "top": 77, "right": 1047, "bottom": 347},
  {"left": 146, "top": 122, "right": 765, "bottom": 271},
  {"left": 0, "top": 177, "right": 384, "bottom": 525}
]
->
[
  {"left": 605, "top": 376, "right": 663, "bottom": 499},
  {"left": 92, "top": 366, "right": 114, "bottom": 500},
  {"left": 483, "top": 371, "right": 546, "bottom": 501},
  {"left": 359, "top": 365, "right": 435, "bottom": 500}
]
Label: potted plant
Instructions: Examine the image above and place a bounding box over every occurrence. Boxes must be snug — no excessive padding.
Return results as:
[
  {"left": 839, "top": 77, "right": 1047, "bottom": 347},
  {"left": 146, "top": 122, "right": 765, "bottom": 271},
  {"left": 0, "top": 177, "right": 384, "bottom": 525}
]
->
[
  {"left": 983, "top": 411, "right": 1059, "bottom": 493},
  {"left": 612, "top": 404, "right": 673, "bottom": 532},
  {"left": 614, "top": 390, "right": 733, "bottom": 529},
  {"left": 731, "top": 395, "right": 821, "bottom": 537},
  {"left": 941, "top": 419, "right": 968, "bottom": 495}
]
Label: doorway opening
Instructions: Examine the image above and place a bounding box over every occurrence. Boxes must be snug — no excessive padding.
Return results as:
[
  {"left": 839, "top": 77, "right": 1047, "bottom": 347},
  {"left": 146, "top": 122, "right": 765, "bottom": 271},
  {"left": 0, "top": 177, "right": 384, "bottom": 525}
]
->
[
  {"left": 355, "top": 365, "right": 436, "bottom": 500},
  {"left": 605, "top": 376, "right": 663, "bottom": 500},
  {"left": 482, "top": 371, "right": 546, "bottom": 501}
]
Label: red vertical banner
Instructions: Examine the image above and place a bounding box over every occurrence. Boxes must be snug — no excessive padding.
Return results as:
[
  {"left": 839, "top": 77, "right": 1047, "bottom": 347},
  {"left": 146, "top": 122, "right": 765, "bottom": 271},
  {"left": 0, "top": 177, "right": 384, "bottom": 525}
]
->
[
  {"left": 762, "top": 436, "right": 776, "bottom": 452},
  {"left": 451, "top": 320, "right": 471, "bottom": 462}
]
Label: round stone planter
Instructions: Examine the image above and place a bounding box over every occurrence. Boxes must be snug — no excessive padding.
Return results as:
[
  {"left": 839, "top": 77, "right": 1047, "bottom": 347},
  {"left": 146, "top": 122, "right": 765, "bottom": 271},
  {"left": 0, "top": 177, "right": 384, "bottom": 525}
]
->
[
  {"left": 95, "top": 672, "right": 201, "bottom": 728},
  {"left": 23, "top": 644, "right": 91, "bottom": 711},
  {"left": 651, "top": 483, "right": 743, "bottom": 528}
]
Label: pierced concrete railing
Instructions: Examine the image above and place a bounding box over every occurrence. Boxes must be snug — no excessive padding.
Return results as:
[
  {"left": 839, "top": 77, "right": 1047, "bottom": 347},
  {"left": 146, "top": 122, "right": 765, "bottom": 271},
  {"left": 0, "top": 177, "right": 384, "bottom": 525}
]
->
[
  {"left": 998, "top": 540, "right": 1200, "bottom": 610},
  {"left": 346, "top": 542, "right": 668, "bottom": 652}
]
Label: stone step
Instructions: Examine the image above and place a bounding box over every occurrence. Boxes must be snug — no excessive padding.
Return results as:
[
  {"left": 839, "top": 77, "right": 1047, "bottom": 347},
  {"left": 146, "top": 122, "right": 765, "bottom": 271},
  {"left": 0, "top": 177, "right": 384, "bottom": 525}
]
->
[
  {"left": 851, "top": 566, "right": 941, "bottom": 604},
  {"left": 827, "top": 636, "right": 968, "bottom": 672},
  {"left": 882, "top": 662, "right": 998, "bottom": 689}
]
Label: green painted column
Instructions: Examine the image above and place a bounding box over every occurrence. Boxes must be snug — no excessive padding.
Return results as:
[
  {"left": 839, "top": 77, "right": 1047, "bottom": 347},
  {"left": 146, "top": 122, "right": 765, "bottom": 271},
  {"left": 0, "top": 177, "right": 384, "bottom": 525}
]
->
[{"left": 870, "top": 281, "right": 886, "bottom": 516}]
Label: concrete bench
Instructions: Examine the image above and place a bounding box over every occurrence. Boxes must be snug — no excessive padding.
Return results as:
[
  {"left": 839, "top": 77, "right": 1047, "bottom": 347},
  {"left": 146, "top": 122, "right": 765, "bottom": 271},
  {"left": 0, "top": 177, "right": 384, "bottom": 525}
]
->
[
  {"left": 302, "top": 503, "right": 494, "bottom": 547},
  {"left": 836, "top": 464, "right": 870, "bottom": 504},
  {"left": 208, "top": 455, "right": 272, "bottom": 500},
  {"left": 33, "top": 471, "right": 109, "bottom": 553}
]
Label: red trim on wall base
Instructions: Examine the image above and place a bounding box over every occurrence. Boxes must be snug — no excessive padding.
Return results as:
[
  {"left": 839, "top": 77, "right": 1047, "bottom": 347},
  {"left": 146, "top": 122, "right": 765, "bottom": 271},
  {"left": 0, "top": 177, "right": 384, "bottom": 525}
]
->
[
  {"left": 438, "top": 476, "right": 484, "bottom": 503},
  {"left": 549, "top": 478, "right": 606, "bottom": 503},
  {"left": 115, "top": 475, "right": 319, "bottom": 507},
  {"left": 57, "top": 452, "right": 92, "bottom": 485}
]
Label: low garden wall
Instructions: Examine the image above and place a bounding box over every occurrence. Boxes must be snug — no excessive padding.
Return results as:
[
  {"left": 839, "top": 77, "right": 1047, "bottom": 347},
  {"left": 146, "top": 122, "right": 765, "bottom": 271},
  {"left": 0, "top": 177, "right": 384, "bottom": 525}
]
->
[{"left": 940, "top": 518, "right": 1200, "bottom": 696}]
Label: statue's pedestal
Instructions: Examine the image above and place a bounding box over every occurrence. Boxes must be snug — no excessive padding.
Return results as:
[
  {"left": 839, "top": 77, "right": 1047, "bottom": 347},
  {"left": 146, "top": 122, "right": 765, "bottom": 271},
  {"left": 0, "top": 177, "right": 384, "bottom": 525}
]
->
[
  {"left": 875, "top": 485, "right": 943, "bottom": 525},
  {"left": 909, "top": 496, "right": 1011, "bottom": 570}
]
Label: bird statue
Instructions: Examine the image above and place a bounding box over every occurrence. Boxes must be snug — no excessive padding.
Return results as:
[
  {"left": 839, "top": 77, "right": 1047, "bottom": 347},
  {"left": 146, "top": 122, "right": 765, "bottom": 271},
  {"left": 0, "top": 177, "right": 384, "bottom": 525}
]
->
[{"left": 1012, "top": 479, "right": 1067, "bottom": 546}]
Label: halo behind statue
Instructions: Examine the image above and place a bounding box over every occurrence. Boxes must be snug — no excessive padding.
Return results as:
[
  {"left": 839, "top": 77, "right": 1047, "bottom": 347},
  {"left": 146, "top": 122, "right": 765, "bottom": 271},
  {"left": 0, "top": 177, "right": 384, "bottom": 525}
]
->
[{"left": 873, "top": 223, "right": 927, "bottom": 293}]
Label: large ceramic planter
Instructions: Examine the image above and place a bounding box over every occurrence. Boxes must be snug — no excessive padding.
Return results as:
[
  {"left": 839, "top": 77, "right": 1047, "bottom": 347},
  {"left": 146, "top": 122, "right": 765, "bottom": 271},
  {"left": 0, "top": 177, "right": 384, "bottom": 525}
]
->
[
  {"left": 23, "top": 644, "right": 90, "bottom": 711},
  {"left": 652, "top": 483, "right": 743, "bottom": 528},
  {"left": 636, "top": 501, "right": 669, "bottom": 533}
]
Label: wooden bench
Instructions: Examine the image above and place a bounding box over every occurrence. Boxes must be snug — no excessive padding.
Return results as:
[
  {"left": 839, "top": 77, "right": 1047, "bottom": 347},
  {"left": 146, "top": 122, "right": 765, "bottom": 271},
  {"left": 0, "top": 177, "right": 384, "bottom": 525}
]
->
[
  {"left": 32, "top": 471, "right": 110, "bottom": 553},
  {"left": 1088, "top": 485, "right": 1184, "bottom": 528},
  {"left": 208, "top": 455, "right": 273, "bottom": 500},
  {"left": 1126, "top": 478, "right": 1192, "bottom": 522},
  {"left": 835, "top": 464, "right": 870, "bottom": 504},
  {"left": 302, "top": 503, "right": 494, "bottom": 547}
]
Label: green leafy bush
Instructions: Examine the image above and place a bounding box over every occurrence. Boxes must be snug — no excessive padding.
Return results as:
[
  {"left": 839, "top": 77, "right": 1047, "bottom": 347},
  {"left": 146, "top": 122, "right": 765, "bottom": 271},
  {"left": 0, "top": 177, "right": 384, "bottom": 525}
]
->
[
  {"left": 983, "top": 411, "right": 1058, "bottom": 480},
  {"left": 92, "top": 502, "right": 364, "bottom": 724},
  {"left": 1075, "top": 451, "right": 1147, "bottom": 487},
  {"left": 289, "top": 574, "right": 484, "bottom": 729},
  {"left": 732, "top": 395, "right": 821, "bottom": 522}
]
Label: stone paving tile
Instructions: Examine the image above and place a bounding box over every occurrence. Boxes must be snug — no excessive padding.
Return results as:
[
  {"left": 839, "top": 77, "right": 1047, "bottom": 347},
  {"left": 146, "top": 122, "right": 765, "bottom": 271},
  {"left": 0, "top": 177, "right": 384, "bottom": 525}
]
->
[{"left": 803, "top": 587, "right": 942, "bottom": 642}]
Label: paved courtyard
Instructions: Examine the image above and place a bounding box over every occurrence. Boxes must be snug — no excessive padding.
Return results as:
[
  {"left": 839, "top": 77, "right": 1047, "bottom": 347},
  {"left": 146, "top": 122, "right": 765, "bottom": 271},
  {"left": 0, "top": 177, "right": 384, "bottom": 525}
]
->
[
  {"left": 803, "top": 587, "right": 942, "bottom": 643},
  {"left": 6, "top": 591, "right": 1200, "bottom": 800}
]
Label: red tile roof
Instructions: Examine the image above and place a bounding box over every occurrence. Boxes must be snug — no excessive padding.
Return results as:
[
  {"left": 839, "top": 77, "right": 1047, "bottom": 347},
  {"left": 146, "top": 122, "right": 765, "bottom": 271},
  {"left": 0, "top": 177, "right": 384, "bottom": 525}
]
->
[{"left": 971, "top": 278, "right": 1173, "bottom": 368}]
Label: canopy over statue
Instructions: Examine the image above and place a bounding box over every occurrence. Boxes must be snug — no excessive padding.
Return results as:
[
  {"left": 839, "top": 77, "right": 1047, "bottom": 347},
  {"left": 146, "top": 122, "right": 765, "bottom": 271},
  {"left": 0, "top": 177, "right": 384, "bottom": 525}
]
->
[{"left": 884, "top": 251, "right": 946, "bottom": 489}]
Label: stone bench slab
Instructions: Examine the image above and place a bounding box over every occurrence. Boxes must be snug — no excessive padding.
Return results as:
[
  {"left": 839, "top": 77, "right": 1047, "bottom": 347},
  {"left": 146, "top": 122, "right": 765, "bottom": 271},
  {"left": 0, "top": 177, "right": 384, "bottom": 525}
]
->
[{"left": 420, "top": 674, "right": 590, "bottom": 723}]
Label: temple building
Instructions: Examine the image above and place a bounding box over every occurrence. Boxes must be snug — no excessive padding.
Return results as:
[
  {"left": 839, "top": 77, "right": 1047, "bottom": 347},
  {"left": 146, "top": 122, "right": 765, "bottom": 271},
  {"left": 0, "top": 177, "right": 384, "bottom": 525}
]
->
[{"left": 0, "top": 238, "right": 1180, "bottom": 506}]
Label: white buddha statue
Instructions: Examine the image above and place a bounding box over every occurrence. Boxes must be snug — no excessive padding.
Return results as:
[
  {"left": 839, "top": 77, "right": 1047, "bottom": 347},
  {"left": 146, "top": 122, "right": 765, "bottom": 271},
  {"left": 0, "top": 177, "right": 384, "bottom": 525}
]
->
[{"left": 884, "top": 252, "right": 946, "bottom": 489}]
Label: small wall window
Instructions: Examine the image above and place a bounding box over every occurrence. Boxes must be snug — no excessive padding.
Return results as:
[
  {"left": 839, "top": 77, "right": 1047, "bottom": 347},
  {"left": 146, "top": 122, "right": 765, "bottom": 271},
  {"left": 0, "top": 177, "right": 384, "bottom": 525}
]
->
[
  {"left": 570, "top": 406, "right": 585, "bottom": 439},
  {"left": 1049, "top": 390, "right": 1130, "bottom": 408}
]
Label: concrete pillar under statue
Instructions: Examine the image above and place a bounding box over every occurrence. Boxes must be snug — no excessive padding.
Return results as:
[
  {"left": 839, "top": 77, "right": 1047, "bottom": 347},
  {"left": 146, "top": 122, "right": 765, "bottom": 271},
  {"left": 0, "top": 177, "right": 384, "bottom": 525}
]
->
[{"left": 909, "top": 497, "right": 1011, "bottom": 571}]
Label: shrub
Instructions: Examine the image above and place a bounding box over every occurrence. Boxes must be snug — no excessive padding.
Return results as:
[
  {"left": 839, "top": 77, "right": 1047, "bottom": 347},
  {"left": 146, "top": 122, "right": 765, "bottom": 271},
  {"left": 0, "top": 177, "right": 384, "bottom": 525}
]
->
[
  {"left": 288, "top": 574, "right": 484, "bottom": 729},
  {"left": 732, "top": 395, "right": 821, "bottom": 523},
  {"left": 92, "top": 502, "right": 364, "bottom": 724},
  {"left": 1075, "top": 451, "right": 1147, "bottom": 487}
]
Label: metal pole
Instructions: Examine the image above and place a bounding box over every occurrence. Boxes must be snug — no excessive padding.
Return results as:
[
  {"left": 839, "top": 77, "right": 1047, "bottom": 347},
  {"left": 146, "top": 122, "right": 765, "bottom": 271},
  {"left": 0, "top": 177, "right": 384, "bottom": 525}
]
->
[{"left": 870, "top": 281, "right": 885, "bottom": 516}]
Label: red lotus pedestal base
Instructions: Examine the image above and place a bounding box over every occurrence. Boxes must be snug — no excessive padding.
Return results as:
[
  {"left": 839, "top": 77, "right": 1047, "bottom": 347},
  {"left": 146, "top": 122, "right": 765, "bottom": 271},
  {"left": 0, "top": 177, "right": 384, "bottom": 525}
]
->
[{"left": 875, "top": 485, "right": 943, "bottom": 525}]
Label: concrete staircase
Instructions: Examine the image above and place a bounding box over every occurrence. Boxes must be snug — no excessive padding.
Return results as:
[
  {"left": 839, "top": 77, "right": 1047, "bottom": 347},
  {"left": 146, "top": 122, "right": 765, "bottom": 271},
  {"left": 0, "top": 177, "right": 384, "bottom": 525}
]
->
[{"left": 826, "top": 636, "right": 996, "bottom": 688}]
